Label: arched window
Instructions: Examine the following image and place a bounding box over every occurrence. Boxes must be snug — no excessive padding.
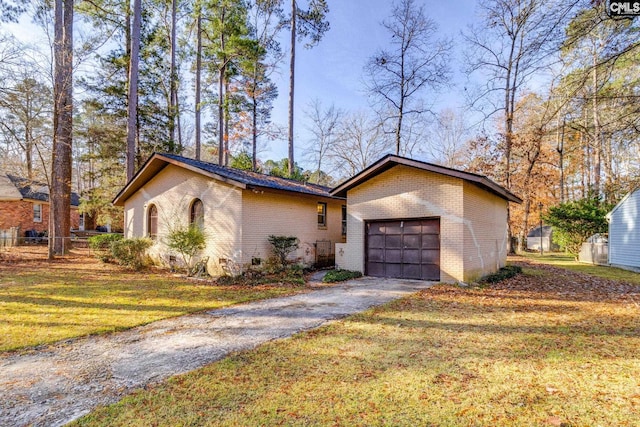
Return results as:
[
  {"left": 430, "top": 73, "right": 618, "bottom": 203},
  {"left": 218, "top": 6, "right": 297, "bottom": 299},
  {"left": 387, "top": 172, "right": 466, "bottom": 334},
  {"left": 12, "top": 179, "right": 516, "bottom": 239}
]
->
[
  {"left": 148, "top": 204, "right": 158, "bottom": 239},
  {"left": 190, "top": 199, "right": 204, "bottom": 229}
]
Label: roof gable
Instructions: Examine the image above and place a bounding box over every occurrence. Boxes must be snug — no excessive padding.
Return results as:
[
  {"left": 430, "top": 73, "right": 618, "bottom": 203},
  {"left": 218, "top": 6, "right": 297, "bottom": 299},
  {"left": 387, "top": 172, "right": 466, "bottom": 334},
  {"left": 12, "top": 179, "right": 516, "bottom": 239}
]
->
[
  {"left": 330, "top": 154, "right": 522, "bottom": 203},
  {"left": 0, "top": 173, "right": 23, "bottom": 200},
  {"left": 113, "top": 153, "right": 341, "bottom": 206},
  {"left": 0, "top": 173, "right": 80, "bottom": 206},
  {"left": 607, "top": 187, "right": 640, "bottom": 220}
]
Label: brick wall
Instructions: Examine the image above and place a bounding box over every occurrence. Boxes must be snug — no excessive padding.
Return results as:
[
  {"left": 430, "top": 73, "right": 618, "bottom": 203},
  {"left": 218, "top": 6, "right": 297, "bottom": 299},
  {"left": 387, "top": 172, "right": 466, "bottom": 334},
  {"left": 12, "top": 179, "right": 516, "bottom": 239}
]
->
[
  {"left": 124, "top": 164, "right": 243, "bottom": 275},
  {"left": 0, "top": 200, "right": 80, "bottom": 236},
  {"left": 462, "top": 181, "right": 509, "bottom": 281},
  {"left": 123, "top": 164, "right": 345, "bottom": 276},
  {"left": 242, "top": 190, "right": 344, "bottom": 267},
  {"left": 340, "top": 165, "right": 464, "bottom": 282},
  {"left": 339, "top": 165, "right": 509, "bottom": 283}
]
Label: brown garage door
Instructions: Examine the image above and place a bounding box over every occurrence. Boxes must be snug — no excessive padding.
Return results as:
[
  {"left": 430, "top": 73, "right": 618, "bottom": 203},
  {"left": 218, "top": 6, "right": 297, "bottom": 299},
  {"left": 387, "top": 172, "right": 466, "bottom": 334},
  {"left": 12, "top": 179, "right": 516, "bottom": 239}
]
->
[{"left": 366, "top": 218, "right": 440, "bottom": 281}]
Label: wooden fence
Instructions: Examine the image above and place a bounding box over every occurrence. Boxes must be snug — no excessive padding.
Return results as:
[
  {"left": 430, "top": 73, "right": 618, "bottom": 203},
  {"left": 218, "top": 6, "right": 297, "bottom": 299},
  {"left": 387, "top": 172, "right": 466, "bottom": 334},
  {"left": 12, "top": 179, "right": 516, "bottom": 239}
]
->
[{"left": 0, "top": 227, "right": 19, "bottom": 248}]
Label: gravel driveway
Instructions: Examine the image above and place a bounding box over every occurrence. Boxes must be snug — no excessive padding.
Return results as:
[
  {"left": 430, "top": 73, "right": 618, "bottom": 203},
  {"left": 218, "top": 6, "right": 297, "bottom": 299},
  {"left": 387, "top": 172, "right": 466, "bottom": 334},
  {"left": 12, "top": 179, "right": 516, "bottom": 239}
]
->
[{"left": 0, "top": 276, "right": 435, "bottom": 427}]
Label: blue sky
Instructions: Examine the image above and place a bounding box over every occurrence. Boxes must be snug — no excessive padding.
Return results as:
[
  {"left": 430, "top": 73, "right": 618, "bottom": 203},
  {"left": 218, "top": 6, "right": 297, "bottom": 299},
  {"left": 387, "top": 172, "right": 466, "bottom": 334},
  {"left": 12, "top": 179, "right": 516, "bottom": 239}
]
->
[
  {"left": 3, "top": 0, "right": 480, "bottom": 169},
  {"left": 268, "top": 0, "right": 479, "bottom": 164}
]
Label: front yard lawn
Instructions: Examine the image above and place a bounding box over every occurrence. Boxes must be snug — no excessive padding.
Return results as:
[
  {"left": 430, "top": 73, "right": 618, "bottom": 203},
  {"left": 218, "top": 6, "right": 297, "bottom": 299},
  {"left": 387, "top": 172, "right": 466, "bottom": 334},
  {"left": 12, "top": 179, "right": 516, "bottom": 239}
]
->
[
  {"left": 0, "top": 247, "right": 303, "bottom": 352},
  {"left": 73, "top": 257, "right": 640, "bottom": 426},
  {"left": 522, "top": 252, "right": 640, "bottom": 285}
]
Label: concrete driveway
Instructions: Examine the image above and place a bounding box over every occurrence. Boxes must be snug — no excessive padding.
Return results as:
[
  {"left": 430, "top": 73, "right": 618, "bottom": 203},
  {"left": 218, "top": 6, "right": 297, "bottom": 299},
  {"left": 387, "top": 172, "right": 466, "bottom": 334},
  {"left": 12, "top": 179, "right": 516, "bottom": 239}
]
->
[{"left": 0, "top": 276, "right": 435, "bottom": 427}]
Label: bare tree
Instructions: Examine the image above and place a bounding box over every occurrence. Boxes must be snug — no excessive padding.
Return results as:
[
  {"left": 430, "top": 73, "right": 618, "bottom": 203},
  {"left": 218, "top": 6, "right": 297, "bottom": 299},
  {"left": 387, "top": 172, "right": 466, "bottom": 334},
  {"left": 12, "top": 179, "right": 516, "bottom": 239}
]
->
[
  {"left": 428, "top": 108, "right": 469, "bottom": 168},
  {"left": 327, "top": 111, "right": 392, "bottom": 178},
  {"left": 303, "top": 99, "right": 341, "bottom": 184},
  {"left": 0, "top": 73, "right": 52, "bottom": 180},
  {"left": 364, "top": 0, "right": 451, "bottom": 156},
  {"left": 0, "top": 34, "right": 20, "bottom": 71},
  {"left": 50, "top": 0, "right": 73, "bottom": 256},
  {"left": 559, "top": 3, "right": 638, "bottom": 199},
  {"left": 463, "top": 0, "right": 577, "bottom": 189}
]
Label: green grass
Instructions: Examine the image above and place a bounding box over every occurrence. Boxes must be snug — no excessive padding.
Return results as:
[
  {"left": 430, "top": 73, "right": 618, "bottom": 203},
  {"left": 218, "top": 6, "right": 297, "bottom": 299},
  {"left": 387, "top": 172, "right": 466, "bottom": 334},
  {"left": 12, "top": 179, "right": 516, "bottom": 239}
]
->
[
  {"left": 520, "top": 252, "right": 640, "bottom": 285},
  {"left": 0, "top": 251, "right": 303, "bottom": 352},
  {"left": 72, "top": 268, "right": 640, "bottom": 426}
]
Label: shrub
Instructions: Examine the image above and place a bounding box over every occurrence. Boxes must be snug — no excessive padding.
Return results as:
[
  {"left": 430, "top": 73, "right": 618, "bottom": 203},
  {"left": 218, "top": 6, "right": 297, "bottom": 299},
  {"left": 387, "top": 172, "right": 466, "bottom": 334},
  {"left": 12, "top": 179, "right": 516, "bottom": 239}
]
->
[
  {"left": 322, "top": 269, "right": 363, "bottom": 283},
  {"left": 110, "top": 238, "right": 153, "bottom": 271},
  {"left": 215, "top": 264, "right": 306, "bottom": 286},
  {"left": 88, "top": 233, "right": 123, "bottom": 262},
  {"left": 479, "top": 265, "right": 522, "bottom": 284},
  {"left": 543, "top": 195, "right": 614, "bottom": 256},
  {"left": 166, "top": 224, "right": 207, "bottom": 276},
  {"left": 267, "top": 235, "right": 299, "bottom": 268}
]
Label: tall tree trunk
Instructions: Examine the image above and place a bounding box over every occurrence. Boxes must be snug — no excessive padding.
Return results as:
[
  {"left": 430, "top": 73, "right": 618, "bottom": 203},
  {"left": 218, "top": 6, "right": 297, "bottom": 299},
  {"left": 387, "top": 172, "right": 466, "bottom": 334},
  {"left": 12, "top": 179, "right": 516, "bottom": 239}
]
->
[
  {"left": 224, "top": 79, "right": 230, "bottom": 166},
  {"left": 582, "top": 105, "right": 590, "bottom": 197},
  {"left": 218, "top": 12, "right": 226, "bottom": 166},
  {"left": 25, "top": 122, "right": 33, "bottom": 180},
  {"left": 126, "top": 0, "right": 141, "bottom": 181},
  {"left": 218, "top": 65, "right": 225, "bottom": 165},
  {"left": 518, "top": 137, "right": 541, "bottom": 252},
  {"left": 195, "top": 7, "right": 202, "bottom": 160},
  {"left": 176, "top": 91, "right": 182, "bottom": 152},
  {"left": 51, "top": 0, "right": 73, "bottom": 256},
  {"left": 252, "top": 92, "right": 258, "bottom": 171},
  {"left": 288, "top": 0, "right": 296, "bottom": 177},
  {"left": 591, "top": 52, "right": 602, "bottom": 196},
  {"left": 396, "top": 94, "right": 403, "bottom": 155},
  {"left": 169, "top": 0, "right": 178, "bottom": 149},
  {"left": 557, "top": 117, "right": 565, "bottom": 203}
]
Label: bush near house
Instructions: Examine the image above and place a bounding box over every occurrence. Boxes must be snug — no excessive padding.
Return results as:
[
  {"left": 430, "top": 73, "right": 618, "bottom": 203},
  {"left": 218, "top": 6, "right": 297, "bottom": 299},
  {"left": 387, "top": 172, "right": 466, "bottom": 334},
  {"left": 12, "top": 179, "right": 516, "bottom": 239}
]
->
[
  {"left": 267, "top": 235, "right": 299, "bottom": 268},
  {"left": 216, "top": 263, "right": 306, "bottom": 286},
  {"left": 88, "top": 233, "right": 123, "bottom": 262},
  {"left": 322, "top": 269, "right": 363, "bottom": 283},
  {"left": 110, "top": 238, "right": 153, "bottom": 271},
  {"left": 165, "top": 224, "right": 206, "bottom": 276},
  {"left": 478, "top": 265, "right": 522, "bottom": 284}
]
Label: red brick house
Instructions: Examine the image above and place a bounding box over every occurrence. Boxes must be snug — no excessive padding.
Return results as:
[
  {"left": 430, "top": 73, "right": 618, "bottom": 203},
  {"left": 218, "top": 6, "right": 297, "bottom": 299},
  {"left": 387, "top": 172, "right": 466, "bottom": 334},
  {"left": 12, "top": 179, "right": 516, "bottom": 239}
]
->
[{"left": 0, "top": 173, "right": 81, "bottom": 238}]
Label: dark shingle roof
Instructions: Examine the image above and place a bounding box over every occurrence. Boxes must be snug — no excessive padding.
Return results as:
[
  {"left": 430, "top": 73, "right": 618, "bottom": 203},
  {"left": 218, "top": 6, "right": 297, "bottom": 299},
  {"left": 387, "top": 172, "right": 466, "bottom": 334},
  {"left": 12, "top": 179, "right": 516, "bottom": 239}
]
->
[
  {"left": 6, "top": 174, "right": 81, "bottom": 206},
  {"left": 160, "top": 153, "right": 335, "bottom": 198},
  {"left": 113, "top": 153, "right": 340, "bottom": 206}
]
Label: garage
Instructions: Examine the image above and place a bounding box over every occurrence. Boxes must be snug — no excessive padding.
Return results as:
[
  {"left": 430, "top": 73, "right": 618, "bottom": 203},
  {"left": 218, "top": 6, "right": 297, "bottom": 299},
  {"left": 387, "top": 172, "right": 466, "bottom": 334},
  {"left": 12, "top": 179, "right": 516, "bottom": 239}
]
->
[
  {"left": 332, "top": 155, "right": 522, "bottom": 282},
  {"left": 366, "top": 218, "right": 440, "bottom": 281}
]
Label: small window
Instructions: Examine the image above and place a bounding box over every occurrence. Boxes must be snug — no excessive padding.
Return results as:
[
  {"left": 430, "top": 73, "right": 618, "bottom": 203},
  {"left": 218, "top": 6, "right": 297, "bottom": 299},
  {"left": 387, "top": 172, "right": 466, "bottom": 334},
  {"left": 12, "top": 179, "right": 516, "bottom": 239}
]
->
[
  {"left": 341, "top": 205, "right": 347, "bottom": 236},
  {"left": 148, "top": 204, "right": 158, "bottom": 240},
  {"left": 33, "top": 203, "right": 42, "bottom": 222},
  {"left": 317, "top": 202, "right": 327, "bottom": 227},
  {"left": 190, "top": 199, "right": 204, "bottom": 229}
]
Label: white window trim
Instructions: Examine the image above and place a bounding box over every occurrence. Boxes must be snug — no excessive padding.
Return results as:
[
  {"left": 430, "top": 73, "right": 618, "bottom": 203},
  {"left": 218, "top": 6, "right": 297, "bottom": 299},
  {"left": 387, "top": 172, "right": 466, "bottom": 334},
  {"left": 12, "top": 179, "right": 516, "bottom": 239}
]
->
[{"left": 33, "top": 203, "right": 42, "bottom": 223}]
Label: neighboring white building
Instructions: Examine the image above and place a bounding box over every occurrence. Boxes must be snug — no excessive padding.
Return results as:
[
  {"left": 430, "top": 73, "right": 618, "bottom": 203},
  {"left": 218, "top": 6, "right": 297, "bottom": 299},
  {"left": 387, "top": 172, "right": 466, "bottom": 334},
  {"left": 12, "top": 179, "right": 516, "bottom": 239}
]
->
[
  {"left": 526, "top": 225, "right": 556, "bottom": 252},
  {"left": 607, "top": 188, "right": 640, "bottom": 271}
]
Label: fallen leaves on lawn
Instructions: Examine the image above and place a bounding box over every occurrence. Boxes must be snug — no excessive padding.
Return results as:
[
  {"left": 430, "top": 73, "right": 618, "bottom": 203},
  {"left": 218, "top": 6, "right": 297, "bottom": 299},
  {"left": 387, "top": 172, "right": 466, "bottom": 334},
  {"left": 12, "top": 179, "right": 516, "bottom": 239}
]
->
[{"left": 500, "top": 258, "right": 640, "bottom": 304}]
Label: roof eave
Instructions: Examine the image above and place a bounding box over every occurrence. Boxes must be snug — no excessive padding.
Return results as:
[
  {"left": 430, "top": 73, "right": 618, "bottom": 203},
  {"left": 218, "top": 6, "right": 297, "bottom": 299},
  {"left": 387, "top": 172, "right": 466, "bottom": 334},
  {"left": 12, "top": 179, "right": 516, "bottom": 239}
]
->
[
  {"left": 607, "top": 187, "right": 639, "bottom": 219},
  {"left": 112, "top": 153, "right": 248, "bottom": 206},
  {"left": 246, "top": 184, "right": 344, "bottom": 200},
  {"left": 330, "top": 155, "right": 522, "bottom": 204}
]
